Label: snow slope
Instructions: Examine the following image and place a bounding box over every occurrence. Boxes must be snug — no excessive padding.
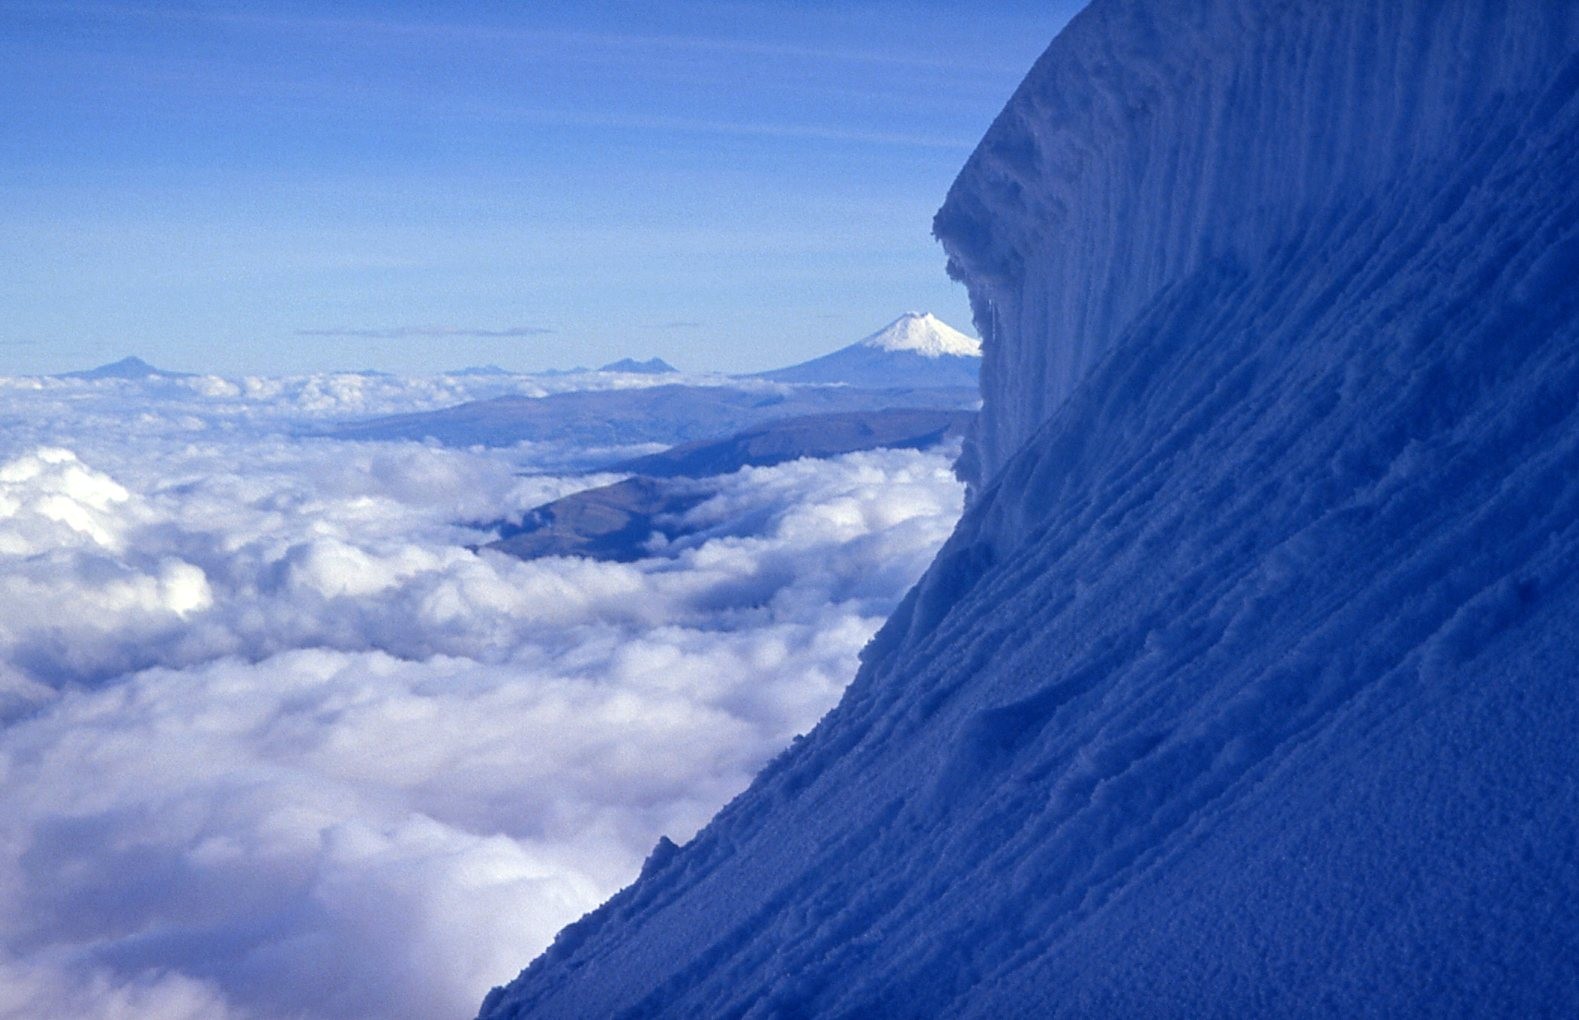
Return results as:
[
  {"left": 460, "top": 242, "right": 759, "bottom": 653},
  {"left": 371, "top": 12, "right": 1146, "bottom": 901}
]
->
[
  {"left": 480, "top": 1, "right": 1579, "bottom": 1016},
  {"left": 756, "top": 313, "right": 981, "bottom": 389}
]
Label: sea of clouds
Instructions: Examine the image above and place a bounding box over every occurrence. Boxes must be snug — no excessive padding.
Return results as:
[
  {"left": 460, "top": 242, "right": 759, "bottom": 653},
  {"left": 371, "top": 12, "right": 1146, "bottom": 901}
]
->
[{"left": 0, "top": 370, "right": 964, "bottom": 1019}]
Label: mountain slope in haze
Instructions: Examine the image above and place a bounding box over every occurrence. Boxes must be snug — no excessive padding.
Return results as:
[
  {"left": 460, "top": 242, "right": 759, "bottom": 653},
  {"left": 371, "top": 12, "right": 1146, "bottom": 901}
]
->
[
  {"left": 755, "top": 313, "right": 980, "bottom": 389},
  {"left": 333, "top": 383, "right": 975, "bottom": 453},
  {"left": 607, "top": 408, "right": 971, "bottom": 480},
  {"left": 488, "top": 477, "right": 708, "bottom": 563},
  {"left": 479, "top": 1, "right": 1579, "bottom": 1016}
]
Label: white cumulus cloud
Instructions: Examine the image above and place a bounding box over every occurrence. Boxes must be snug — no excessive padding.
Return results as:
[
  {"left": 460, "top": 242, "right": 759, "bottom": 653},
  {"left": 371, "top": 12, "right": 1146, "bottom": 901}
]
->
[{"left": 0, "top": 372, "right": 963, "bottom": 1019}]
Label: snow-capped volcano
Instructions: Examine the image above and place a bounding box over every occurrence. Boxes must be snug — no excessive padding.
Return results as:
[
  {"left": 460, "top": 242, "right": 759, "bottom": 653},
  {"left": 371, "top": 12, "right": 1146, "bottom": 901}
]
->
[
  {"left": 859, "top": 312, "right": 980, "bottom": 357},
  {"left": 754, "top": 313, "right": 980, "bottom": 388}
]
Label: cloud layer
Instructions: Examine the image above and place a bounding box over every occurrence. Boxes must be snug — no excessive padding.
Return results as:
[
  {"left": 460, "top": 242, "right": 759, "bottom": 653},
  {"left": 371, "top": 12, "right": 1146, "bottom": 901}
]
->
[{"left": 0, "top": 372, "right": 963, "bottom": 1019}]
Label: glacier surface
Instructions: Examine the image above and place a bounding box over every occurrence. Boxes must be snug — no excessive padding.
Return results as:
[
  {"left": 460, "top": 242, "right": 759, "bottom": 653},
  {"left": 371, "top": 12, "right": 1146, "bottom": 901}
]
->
[{"left": 480, "top": 0, "right": 1579, "bottom": 1016}]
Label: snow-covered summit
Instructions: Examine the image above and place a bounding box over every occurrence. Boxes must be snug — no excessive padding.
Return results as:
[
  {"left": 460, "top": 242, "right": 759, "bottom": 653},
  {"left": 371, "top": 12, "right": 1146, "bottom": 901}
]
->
[
  {"left": 754, "top": 313, "right": 980, "bottom": 389},
  {"left": 858, "top": 312, "right": 980, "bottom": 358}
]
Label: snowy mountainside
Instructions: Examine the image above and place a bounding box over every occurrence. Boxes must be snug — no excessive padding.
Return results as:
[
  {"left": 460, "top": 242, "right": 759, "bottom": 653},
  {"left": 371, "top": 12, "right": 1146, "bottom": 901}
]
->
[
  {"left": 756, "top": 313, "right": 981, "bottom": 388},
  {"left": 479, "top": 1, "right": 1579, "bottom": 1017}
]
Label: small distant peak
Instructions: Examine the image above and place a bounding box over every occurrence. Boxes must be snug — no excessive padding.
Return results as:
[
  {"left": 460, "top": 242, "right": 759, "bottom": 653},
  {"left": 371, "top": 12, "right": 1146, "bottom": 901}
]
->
[
  {"left": 859, "top": 313, "right": 981, "bottom": 358},
  {"left": 61, "top": 355, "right": 191, "bottom": 380},
  {"left": 99, "top": 356, "right": 157, "bottom": 376},
  {"left": 599, "top": 357, "right": 678, "bottom": 375}
]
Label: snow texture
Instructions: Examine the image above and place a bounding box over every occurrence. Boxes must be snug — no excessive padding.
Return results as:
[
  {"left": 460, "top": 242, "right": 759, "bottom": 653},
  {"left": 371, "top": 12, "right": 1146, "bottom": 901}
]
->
[{"left": 479, "top": 1, "right": 1579, "bottom": 1016}]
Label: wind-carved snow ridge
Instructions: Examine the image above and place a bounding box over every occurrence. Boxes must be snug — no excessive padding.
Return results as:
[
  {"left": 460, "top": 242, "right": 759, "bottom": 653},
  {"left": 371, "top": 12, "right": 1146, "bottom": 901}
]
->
[
  {"left": 936, "top": 0, "right": 1579, "bottom": 490},
  {"left": 479, "top": 1, "right": 1579, "bottom": 1016}
]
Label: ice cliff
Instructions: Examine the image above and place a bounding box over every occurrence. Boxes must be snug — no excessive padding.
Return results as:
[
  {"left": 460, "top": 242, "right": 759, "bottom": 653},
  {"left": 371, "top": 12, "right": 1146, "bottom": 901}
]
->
[
  {"left": 938, "top": 0, "right": 1579, "bottom": 490},
  {"left": 480, "top": 1, "right": 1579, "bottom": 1016}
]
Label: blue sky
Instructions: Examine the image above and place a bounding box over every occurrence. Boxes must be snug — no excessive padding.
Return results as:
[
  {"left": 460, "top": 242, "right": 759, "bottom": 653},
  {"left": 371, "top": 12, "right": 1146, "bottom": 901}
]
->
[{"left": 1, "top": 1, "right": 1083, "bottom": 375}]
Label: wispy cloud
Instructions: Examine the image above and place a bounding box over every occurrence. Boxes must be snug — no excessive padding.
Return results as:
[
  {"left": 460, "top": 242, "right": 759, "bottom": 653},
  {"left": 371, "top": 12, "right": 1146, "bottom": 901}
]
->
[
  {"left": 466, "top": 107, "right": 976, "bottom": 150},
  {"left": 16, "top": 1, "right": 1014, "bottom": 76},
  {"left": 296, "top": 325, "right": 554, "bottom": 340}
]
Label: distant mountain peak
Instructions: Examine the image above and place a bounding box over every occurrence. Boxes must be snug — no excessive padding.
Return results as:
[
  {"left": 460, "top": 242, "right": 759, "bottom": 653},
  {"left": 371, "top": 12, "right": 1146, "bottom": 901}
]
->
[
  {"left": 599, "top": 357, "right": 678, "bottom": 375},
  {"left": 92, "top": 356, "right": 160, "bottom": 376},
  {"left": 61, "top": 355, "right": 190, "bottom": 380},
  {"left": 858, "top": 313, "right": 980, "bottom": 358}
]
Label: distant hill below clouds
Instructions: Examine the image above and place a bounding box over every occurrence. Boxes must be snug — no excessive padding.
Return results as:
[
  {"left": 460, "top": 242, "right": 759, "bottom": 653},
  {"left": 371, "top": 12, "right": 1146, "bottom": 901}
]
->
[
  {"left": 58, "top": 356, "right": 192, "bottom": 381},
  {"left": 607, "top": 408, "right": 972, "bottom": 480},
  {"left": 753, "top": 313, "right": 980, "bottom": 389},
  {"left": 599, "top": 357, "right": 677, "bottom": 375},
  {"left": 489, "top": 407, "right": 971, "bottom": 562}
]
